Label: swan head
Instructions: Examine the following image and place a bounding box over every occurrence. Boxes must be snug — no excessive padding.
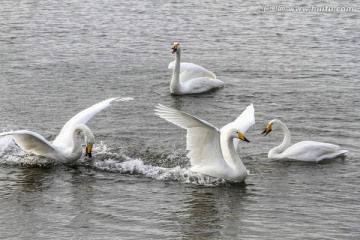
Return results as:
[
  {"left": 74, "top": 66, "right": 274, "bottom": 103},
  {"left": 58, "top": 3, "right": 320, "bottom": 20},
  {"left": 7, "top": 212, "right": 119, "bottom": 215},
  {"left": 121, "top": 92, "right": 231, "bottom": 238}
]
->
[
  {"left": 74, "top": 124, "right": 95, "bottom": 159},
  {"left": 84, "top": 134, "right": 95, "bottom": 158},
  {"left": 172, "top": 42, "right": 180, "bottom": 54},
  {"left": 230, "top": 131, "right": 250, "bottom": 142},
  {"left": 85, "top": 143, "right": 93, "bottom": 158},
  {"left": 262, "top": 119, "right": 280, "bottom": 136}
]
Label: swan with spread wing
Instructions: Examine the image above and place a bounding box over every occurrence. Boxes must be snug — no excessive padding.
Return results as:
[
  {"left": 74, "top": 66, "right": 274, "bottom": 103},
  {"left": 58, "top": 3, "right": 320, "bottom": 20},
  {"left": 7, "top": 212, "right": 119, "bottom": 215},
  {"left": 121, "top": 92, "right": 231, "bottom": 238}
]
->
[
  {"left": 155, "top": 103, "right": 255, "bottom": 182},
  {"left": 262, "top": 119, "right": 348, "bottom": 162},
  {"left": 0, "top": 97, "right": 133, "bottom": 163},
  {"left": 168, "top": 42, "right": 224, "bottom": 95}
]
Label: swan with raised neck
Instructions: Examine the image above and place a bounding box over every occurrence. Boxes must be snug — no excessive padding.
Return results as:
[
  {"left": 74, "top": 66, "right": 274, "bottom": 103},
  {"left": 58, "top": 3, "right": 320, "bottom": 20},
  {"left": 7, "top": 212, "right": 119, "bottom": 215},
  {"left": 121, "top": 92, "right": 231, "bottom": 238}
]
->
[
  {"left": 262, "top": 119, "right": 348, "bottom": 161},
  {"left": 169, "top": 42, "right": 224, "bottom": 95}
]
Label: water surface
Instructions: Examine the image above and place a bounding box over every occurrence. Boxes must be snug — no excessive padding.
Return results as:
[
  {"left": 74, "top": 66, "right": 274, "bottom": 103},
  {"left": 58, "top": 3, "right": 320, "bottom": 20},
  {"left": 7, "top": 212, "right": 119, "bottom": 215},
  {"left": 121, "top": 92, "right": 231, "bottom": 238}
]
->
[{"left": 0, "top": 0, "right": 359, "bottom": 239}]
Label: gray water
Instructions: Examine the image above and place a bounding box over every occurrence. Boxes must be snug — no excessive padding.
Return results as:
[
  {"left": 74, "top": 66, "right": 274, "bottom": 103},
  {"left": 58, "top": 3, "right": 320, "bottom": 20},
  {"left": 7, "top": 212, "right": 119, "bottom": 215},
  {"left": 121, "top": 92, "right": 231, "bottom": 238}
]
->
[{"left": 1, "top": 0, "right": 359, "bottom": 239}]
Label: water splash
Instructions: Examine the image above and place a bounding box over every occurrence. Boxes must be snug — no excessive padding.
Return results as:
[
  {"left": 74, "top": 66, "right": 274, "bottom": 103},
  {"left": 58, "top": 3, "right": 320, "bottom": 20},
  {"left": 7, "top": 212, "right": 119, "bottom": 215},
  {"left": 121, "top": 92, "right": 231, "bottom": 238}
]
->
[
  {"left": 87, "top": 143, "right": 230, "bottom": 186},
  {"left": 0, "top": 139, "right": 230, "bottom": 186},
  {"left": 92, "top": 158, "right": 228, "bottom": 186}
]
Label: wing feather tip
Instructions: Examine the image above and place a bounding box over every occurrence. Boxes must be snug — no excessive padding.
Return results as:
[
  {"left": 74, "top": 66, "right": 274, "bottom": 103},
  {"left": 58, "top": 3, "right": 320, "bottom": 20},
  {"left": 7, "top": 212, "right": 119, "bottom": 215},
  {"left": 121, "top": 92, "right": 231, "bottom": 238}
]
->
[{"left": 115, "top": 97, "right": 134, "bottom": 102}]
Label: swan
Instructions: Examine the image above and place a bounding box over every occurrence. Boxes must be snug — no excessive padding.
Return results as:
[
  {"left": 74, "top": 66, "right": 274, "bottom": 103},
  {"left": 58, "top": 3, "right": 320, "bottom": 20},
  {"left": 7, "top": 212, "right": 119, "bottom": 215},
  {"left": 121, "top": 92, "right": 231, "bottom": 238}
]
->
[
  {"left": 155, "top": 103, "right": 255, "bottom": 182},
  {"left": 0, "top": 97, "right": 133, "bottom": 163},
  {"left": 262, "top": 119, "right": 348, "bottom": 162},
  {"left": 168, "top": 42, "right": 224, "bottom": 95}
]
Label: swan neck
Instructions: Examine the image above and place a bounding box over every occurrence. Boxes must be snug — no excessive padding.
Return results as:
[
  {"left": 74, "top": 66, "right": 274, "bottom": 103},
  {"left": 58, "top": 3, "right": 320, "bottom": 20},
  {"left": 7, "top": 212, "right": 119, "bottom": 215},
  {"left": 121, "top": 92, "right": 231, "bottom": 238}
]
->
[
  {"left": 220, "top": 128, "right": 246, "bottom": 173},
  {"left": 70, "top": 124, "right": 94, "bottom": 158},
  {"left": 270, "top": 121, "right": 291, "bottom": 157},
  {"left": 170, "top": 49, "right": 181, "bottom": 93}
]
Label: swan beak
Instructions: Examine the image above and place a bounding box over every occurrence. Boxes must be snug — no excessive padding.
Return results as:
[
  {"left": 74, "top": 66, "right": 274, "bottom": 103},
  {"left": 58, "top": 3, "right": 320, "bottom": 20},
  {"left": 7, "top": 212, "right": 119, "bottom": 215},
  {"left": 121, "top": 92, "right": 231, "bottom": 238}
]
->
[
  {"left": 172, "top": 42, "right": 179, "bottom": 54},
  {"left": 85, "top": 144, "right": 93, "bottom": 158},
  {"left": 262, "top": 124, "right": 272, "bottom": 136},
  {"left": 237, "top": 132, "right": 250, "bottom": 143}
]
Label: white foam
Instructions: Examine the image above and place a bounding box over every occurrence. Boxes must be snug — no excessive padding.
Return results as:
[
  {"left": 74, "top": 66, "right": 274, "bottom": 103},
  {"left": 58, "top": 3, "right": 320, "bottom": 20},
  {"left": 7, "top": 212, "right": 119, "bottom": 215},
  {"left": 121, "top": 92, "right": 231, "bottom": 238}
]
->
[
  {"left": 0, "top": 140, "right": 229, "bottom": 185},
  {"left": 91, "top": 157, "right": 228, "bottom": 186}
]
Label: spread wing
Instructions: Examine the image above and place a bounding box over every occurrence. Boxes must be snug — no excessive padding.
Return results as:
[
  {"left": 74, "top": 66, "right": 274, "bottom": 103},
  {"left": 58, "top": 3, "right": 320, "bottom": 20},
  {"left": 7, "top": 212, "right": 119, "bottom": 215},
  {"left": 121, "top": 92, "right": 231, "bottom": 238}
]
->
[
  {"left": 155, "top": 104, "right": 224, "bottom": 167},
  {"left": 53, "top": 97, "right": 132, "bottom": 149},
  {"left": 168, "top": 61, "right": 216, "bottom": 82},
  {"left": 230, "top": 103, "right": 256, "bottom": 149},
  {"left": 0, "top": 130, "right": 59, "bottom": 158}
]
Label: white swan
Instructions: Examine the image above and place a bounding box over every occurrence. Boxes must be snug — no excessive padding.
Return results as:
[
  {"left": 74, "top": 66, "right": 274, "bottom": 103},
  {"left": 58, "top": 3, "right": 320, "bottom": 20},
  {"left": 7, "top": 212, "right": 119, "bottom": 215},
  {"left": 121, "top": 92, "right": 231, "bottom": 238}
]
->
[
  {"left": 168, "top": 42, "right": 224, "bottom": 95},
  {"left": 0, "top": 97, "right": 133, "bottom": 163},
  {"left": 155, "top": 103, "right": 255, "bottom": 182},
  {"left": 262, "top": 119, "right": 348, "bottom": 162}
]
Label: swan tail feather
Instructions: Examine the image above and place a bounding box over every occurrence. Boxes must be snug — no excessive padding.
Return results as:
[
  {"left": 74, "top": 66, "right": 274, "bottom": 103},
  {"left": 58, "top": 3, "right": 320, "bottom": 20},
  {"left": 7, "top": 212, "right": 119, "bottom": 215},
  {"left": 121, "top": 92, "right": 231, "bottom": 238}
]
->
[{"left": 317, "top": 149, "right": 348, "bottom": 161}]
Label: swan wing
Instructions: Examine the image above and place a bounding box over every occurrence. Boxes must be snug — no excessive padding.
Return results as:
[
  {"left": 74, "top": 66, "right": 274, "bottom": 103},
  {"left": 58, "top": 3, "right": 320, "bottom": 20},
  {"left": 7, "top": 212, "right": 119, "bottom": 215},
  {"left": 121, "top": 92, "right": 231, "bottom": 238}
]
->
[
  {"left": 233, "top": 103, "right": 255, "bottom": 133},
  {"left": 168, "top": 61, "right": 216, "bottom": 82},
  {"left": 155, "top": 104, "right": 224, "bottom": 167},
  {"left": 53, "top": 97, "right": 128, "bottom": 148},
  {"left": 231, "top": 103, "right": 255, "bottom": 149},
  {"left": 0, "top": 130, "right": 59, "bottom": 158}
]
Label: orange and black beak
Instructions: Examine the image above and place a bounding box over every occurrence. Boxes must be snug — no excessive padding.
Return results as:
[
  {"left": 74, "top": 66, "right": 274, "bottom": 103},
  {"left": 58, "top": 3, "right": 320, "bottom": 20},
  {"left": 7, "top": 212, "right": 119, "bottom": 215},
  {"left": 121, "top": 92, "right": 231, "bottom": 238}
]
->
[
  {"left": 85, "top": 144, "right": 93, "bottom": 158},
  {"left": 172, "top": 42, "right": 179, "bottom": 54},
  {"left": 262, "top": 123, "right": 272, "bottom": 136},
  {"left": 237, "top": 131, "right": 250, "bottom": 143}
]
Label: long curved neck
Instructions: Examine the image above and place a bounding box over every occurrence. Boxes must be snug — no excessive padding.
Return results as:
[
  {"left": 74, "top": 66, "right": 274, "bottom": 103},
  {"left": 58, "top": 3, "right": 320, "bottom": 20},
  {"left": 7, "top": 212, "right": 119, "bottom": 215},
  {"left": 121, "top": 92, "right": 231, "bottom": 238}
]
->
[
  {"left": 220, "top": 127, "right": 247, "bottom": 174},
  {"left": 67, "top": 124, "right": 94, "bottom": 160},
  {"left": 269, "top": 120, "right": 291, "bottom": 158},
  {"left": 170, "top": 49, "right": 181, "bottom": 94}
]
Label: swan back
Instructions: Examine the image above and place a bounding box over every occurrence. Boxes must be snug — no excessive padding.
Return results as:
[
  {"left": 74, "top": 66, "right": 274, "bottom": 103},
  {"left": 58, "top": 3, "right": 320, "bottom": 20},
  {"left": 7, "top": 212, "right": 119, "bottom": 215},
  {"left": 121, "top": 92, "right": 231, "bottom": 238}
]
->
[
  {"left": 280, "top": 141, "right": 347, "bottom": 161},
  {"left": 168, "top": 61, "right": 217, "bottom": 82}
]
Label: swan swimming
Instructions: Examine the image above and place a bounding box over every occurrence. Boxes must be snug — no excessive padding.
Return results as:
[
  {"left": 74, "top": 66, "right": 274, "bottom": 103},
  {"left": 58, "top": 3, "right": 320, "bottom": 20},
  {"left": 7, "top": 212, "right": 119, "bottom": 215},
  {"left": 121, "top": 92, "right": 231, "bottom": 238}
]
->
[
  {"left": 262, "top": 119, "right": 348, "bottom": 162},
  {"left": 155, "top": 103, "right": 255, "bottom": 182},
  {"left": 168, "top": 42, "right": 224, "bottom": 95},
  {"left": 0, "top": 97, "right": 133, "bottom": 163}
]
